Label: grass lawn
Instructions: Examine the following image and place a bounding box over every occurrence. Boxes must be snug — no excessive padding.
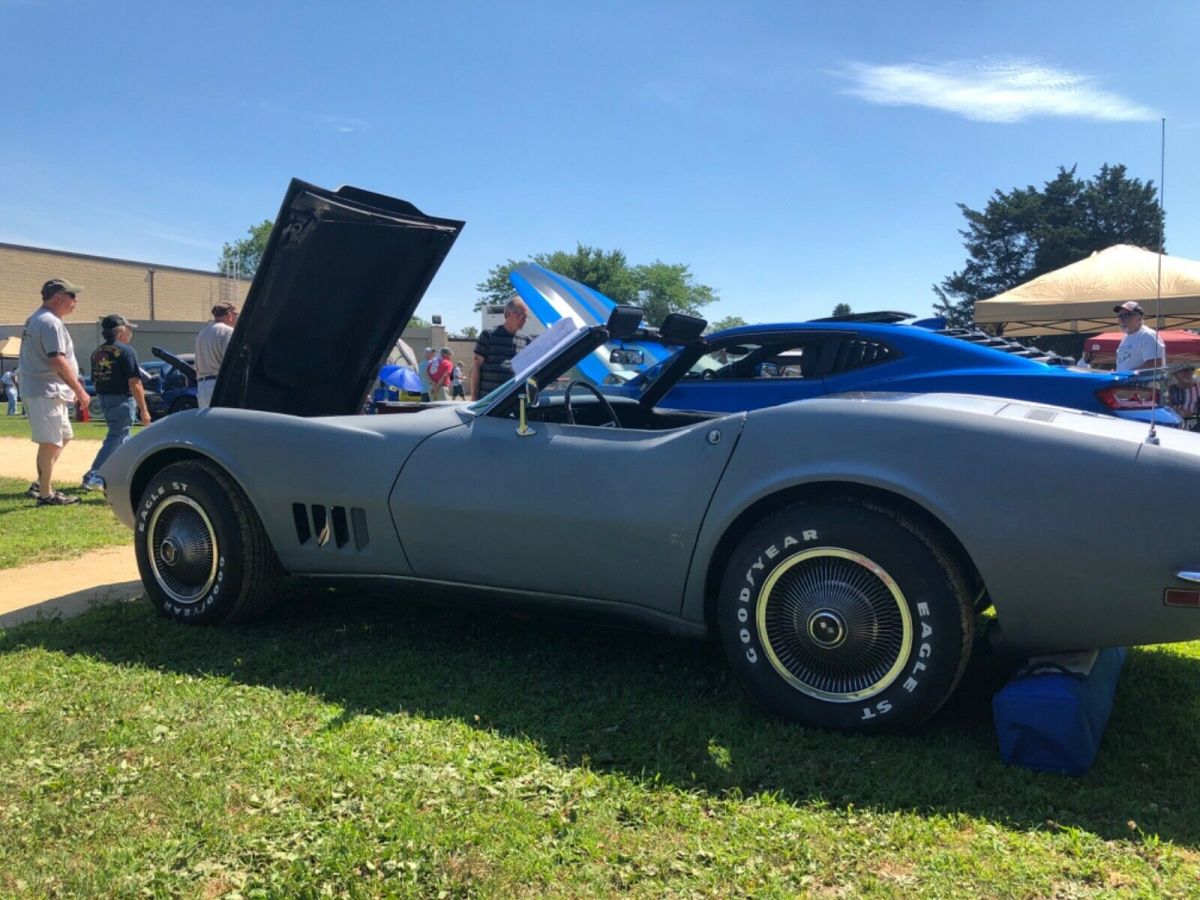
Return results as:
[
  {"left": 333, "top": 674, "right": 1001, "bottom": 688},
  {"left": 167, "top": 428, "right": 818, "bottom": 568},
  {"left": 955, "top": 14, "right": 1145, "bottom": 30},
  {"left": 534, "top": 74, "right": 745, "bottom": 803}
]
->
[
  {"left": 2, "top": 584, "right": 1198, "bottom": 897},
  {"left": 0, "top": 476, "right": 131, "bottom": 569},
  {"left": 0, "top": 415, "right": 118, "bottom": 441}
]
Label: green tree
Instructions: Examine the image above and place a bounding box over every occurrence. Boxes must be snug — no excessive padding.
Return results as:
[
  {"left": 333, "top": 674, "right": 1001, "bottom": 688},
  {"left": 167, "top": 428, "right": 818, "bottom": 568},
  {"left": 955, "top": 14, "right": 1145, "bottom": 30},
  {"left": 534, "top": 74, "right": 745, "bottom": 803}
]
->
[
  {"left": 707, "top": 315, "right": 747, "bottom": 333},
  {"left": 934, "top": 164, "right": 1162, "bottom": 328},
  {"left": 475, "top": 243, "right": 717, "bottom": 326},
  {"left": 218, "top": 220, "right": 273, "bottom": 278},
  {"left": 476, "top": 245, "right": 636, "bottom": 310},
  {"left": 458, "top": 325, "right": 478, "bottom": 339},
  {"left": 407, "top": 314, "right": 431, "bottom": 330},
  {"left": 832, "top": 303, "right": 852, "bottom": 317}
]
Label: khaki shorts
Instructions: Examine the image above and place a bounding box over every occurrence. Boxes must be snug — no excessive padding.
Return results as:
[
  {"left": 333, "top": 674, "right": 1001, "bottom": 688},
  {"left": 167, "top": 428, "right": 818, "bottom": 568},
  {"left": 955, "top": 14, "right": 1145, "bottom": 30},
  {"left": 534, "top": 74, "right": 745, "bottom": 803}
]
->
[{"left": 26, "top": 397, "right": 75, "bottom": 446}]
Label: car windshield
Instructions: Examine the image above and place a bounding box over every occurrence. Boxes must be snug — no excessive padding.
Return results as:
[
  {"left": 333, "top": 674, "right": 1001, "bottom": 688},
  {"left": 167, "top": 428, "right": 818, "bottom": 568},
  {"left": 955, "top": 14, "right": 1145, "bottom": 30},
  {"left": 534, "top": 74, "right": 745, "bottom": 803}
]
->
[
  {"left": 468, "top": 324, "right": 702, "bottom": 411},
  {"left": 467, "top": 325, "right": 597, "bottom": 413},
  {"left": 540, "top": 338, "right": 672, "bottom": 396}
]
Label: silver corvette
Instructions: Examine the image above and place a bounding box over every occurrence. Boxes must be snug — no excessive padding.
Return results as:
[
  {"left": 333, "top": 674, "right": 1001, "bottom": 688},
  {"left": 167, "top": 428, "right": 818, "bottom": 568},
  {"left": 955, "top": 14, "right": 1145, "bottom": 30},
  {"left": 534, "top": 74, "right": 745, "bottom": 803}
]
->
[{"left": 102, "top": 180, "right": 1200, "bottom": 733}]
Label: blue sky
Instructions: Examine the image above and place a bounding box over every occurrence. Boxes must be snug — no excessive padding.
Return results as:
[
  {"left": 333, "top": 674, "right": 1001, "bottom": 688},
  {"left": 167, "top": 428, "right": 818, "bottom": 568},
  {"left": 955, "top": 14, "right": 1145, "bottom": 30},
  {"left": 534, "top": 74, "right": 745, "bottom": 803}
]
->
[{"left": 2, "top": 1, "right": 1197, "bottom": 333}]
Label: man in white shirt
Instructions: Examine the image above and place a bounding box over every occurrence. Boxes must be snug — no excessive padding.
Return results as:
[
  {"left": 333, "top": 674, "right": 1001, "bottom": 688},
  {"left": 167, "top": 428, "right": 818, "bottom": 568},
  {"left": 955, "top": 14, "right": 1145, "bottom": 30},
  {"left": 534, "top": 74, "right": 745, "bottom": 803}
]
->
[
  {"left": 18, "top": 278, "right": 90, "bottom": 505},
  {"left": 195, "top": 301, "right": 239, "bottom": 408},
  {"left": 1114, "top": 301, "right": 1166, "bottom": 372}
]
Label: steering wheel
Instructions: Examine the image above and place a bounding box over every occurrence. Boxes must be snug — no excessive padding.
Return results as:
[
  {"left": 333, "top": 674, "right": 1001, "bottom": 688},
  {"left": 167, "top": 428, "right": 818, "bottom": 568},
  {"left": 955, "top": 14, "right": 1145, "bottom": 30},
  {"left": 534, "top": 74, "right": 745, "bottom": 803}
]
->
[{"left": 564, "top": 380, "right": 621, "bottom": 428}]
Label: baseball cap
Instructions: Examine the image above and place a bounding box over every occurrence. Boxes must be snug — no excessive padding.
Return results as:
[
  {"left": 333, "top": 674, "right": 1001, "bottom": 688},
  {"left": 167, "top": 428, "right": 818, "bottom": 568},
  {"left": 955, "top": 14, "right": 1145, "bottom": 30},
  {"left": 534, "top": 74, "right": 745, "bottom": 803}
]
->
[
  {"left": 41, "top": 278, "right": 83, "bottom": 300},
  {"left": 100, "top": 314, "right": 137, "bottom": 331},
  {"left": 1114, "top": 301, "right": 1144, "bottom": 315}
]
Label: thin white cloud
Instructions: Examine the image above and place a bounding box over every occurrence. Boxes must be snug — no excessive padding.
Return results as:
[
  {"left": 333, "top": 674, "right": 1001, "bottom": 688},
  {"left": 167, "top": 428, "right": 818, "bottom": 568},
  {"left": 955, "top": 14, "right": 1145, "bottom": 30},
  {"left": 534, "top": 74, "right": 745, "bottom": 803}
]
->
[
  {"left": 837, "top": 59, "right": 1157, "bottom": 123},
  {"left": 237, "top": 100, "right": 369, "bottom": 133},
  {"left": 317, "top": 114, "right": 368, "bottom": 134}
]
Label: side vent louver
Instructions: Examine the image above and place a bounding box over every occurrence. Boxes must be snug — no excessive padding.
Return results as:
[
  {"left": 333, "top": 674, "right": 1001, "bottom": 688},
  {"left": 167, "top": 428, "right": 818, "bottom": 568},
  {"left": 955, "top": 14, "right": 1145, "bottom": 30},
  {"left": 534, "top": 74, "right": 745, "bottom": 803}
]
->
[{"left": 292, "top": 503, "right": 369, "bottom": 550}]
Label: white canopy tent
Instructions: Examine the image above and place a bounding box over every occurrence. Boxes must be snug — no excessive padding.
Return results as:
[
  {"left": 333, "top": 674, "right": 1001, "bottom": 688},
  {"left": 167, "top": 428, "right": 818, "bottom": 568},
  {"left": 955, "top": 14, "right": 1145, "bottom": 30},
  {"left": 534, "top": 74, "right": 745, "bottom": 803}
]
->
[
  {"left": 973, "top": 245, "right": 1200, "bottom": 337},
  {"left": 0, "top": 335, "right": 21, "bottom": 366}
]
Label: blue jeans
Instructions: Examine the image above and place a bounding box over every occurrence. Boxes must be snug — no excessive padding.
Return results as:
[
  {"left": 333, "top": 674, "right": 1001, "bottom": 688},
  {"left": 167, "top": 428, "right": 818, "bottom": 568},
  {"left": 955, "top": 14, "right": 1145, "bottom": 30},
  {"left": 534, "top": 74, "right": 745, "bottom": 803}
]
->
[
  {"left": 85, "top": 394, "right": 135, "bottom": 481},
  {"left": 4, "top": 385, "right": 15, "bottom": 415}
]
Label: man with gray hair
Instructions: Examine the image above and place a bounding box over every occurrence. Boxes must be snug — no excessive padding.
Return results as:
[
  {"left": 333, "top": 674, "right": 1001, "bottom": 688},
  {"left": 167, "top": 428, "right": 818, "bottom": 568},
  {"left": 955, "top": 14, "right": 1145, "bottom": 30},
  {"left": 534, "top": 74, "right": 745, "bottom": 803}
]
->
[
  {"left": 195, "top": 301, "right": 239, "bottom": 408},
  {"left": 471, "top": 297, "right": 531, "bottom": 400},
  {"left": 19, "top": 278, "right": 89, "bottom": 505}
]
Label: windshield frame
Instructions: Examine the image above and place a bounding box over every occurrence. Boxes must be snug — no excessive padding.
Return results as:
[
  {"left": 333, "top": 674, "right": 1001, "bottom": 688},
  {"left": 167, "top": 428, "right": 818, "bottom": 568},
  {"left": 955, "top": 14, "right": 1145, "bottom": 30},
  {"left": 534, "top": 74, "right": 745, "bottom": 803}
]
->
[{"left": 468, "top": 325, "right": 608, "bottom": 417}]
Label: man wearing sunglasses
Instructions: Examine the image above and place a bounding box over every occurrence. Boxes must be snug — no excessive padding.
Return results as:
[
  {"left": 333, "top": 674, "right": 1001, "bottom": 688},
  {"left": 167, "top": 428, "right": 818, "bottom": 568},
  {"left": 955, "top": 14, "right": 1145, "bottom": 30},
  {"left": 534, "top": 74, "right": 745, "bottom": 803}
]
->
[
  {"left": 1113, "top": 301, "right": 1166, "bottom": 373},
  {"left": 17, "top": 278, "right": 90, "bottom": 506}
]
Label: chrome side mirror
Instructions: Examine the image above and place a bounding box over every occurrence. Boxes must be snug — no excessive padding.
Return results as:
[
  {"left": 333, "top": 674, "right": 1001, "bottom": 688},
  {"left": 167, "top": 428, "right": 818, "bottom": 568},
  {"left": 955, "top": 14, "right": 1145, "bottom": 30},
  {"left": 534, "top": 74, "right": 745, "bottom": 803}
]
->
[{"left": 516, "top": 378, "right": 539, "bottom": 436}]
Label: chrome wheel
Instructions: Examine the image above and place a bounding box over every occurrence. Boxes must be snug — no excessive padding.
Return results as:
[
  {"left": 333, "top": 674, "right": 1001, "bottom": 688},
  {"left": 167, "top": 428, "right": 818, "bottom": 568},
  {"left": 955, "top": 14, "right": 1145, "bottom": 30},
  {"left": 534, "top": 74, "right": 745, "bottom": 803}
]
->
[
  {"left": 756, "top": 547, "right": 912, "bottom": 702},
  {"left": 147, "top": 495, "right": 218, "bottom": 605}
]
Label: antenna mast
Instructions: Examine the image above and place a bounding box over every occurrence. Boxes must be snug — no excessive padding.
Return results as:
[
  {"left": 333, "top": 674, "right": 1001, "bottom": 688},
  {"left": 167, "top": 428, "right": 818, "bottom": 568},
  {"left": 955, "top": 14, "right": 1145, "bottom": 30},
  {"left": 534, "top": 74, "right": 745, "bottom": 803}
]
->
[{"left": 1146, "top": 118, "right": 1167, "bottom": 445}]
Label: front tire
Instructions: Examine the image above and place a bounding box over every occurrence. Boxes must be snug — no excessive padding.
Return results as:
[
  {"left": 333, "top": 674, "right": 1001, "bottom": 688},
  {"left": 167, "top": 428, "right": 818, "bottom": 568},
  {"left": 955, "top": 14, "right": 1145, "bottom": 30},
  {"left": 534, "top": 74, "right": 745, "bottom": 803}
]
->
[
  {"left": 134, "top": 460, "right": 282, "bottom": 624},
  {"left": 717, "top": 498, "right": 973, "bottom": 732}
]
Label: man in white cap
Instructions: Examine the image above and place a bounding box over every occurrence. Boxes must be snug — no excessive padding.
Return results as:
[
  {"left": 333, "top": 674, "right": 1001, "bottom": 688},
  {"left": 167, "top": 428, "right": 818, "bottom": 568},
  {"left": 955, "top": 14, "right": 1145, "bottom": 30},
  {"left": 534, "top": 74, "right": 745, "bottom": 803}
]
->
[
  {"left": 19, "top": 278, "right": 90, "bottom": 505},
  {"left": 1113, "top": 301, "right": 1166, "bottom": 372}
]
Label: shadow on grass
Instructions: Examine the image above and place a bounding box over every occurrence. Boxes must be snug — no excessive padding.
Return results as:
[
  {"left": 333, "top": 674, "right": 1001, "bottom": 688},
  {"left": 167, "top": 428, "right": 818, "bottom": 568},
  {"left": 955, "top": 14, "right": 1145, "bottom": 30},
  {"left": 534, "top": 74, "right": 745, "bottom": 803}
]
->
[{"left": 4, "top": 580, "right": 1199, "bottom": 846}]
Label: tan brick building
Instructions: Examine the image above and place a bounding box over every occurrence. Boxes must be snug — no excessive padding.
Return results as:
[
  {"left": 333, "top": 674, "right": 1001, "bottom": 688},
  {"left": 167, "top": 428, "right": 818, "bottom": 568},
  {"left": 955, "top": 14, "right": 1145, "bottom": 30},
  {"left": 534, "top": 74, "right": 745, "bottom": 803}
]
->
[
  {"left": 0, "top": 242, "right": 249, "bottom": 336},
  {"left": 0, "top": 241, "right": 480, "bottom": 392}
]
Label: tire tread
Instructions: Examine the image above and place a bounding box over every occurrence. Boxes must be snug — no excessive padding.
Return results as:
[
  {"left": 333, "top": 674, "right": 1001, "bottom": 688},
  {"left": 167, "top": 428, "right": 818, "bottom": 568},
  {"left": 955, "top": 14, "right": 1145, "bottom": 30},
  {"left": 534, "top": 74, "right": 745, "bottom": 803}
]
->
[{"left": 195, "top": 460, "right": 283, "bottom": 623}]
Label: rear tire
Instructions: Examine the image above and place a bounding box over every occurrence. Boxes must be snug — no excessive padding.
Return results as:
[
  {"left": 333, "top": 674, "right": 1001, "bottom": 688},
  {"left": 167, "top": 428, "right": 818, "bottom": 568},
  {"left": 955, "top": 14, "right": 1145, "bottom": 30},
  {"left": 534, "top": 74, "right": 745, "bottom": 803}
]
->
[
  {"left": 717, "top": 498, "right": 973, "bottom": 732},
  {"left": 134, "top": 460, "right": 282, "bottom": 624},
  {"left": 169, "top": 396, "right": 198, "bottom": 415}
]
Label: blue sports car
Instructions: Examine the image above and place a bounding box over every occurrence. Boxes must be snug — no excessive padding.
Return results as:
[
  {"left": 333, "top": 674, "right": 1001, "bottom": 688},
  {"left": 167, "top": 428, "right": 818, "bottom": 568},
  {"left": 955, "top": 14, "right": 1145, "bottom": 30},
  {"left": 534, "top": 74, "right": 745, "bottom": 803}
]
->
[
  {"left": 142, "top": 347, "right": 199, "bottom": 419},
  {"left": 618, "top": 316, "right": 1179, "bottom": 426},
  {"left": 509, "top": 266, "right": 1179, "bottom": 426}
]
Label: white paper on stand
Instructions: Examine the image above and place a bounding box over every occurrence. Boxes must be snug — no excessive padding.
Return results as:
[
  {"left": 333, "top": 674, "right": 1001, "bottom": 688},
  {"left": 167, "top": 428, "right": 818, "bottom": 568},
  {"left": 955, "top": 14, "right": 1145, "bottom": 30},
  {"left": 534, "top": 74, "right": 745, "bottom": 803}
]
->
[{"left": 510, "top": 317, "right": 581, "bottom": 384}]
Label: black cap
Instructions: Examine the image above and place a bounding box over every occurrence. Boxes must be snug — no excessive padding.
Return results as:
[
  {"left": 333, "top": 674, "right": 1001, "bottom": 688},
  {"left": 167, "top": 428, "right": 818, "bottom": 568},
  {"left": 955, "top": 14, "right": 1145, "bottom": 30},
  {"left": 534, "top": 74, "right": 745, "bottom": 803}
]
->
[{"left": 100, "top": 314, "right": 137, "bottom": 331}]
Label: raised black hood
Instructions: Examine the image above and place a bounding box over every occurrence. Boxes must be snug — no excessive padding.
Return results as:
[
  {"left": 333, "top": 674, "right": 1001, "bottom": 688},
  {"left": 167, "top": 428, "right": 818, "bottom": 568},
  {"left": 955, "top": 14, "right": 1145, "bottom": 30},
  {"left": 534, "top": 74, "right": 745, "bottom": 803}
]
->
[
  {"left": 211, "top": 179, "right": 464, "bottom": 416},
  {"left": 152, "top": 346, "right": 196, "bottom": 385}
]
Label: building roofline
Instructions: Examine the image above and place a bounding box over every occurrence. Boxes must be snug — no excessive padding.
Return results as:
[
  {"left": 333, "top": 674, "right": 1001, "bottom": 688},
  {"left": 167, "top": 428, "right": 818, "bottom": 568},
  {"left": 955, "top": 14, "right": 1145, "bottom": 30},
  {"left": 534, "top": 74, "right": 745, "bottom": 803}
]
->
[{"left": 0, "top": 241, "right": 228, "bottom": 279}]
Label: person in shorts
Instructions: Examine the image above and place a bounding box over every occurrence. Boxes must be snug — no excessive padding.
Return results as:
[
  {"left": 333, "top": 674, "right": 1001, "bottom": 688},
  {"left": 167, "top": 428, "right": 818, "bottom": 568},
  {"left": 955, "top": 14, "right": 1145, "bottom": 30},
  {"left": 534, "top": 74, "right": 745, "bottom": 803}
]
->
[
  {"left": 18, "top": 278, "right": 89, "bottom": 506},
  {"left": 430, "top": 347, "right": 454, "bottom": 401},
  {"left": 449, "top": 354, "right": 465, "bottom": 400}
]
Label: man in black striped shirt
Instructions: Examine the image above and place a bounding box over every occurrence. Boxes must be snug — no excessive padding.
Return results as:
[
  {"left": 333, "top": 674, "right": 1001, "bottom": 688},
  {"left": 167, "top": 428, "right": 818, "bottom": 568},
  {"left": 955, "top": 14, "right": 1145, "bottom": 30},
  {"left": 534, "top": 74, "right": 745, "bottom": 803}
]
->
[{"left": 471, "top": 298, "right": 532, "bottom": 400}]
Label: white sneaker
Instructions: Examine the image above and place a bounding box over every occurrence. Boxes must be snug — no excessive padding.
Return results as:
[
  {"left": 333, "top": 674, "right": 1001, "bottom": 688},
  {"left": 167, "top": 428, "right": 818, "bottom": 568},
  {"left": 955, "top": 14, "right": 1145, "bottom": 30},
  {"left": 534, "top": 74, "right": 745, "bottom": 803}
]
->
[{"left": 81, "top": 476, "right": 105, "bottom": 491}]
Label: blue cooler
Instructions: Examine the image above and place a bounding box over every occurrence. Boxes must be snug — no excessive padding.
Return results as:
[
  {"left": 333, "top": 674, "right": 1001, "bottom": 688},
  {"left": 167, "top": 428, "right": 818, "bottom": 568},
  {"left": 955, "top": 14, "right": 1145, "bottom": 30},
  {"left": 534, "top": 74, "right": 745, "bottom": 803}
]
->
[{"left": 993, "top": 647, "right": 1127, "bottom": 776}]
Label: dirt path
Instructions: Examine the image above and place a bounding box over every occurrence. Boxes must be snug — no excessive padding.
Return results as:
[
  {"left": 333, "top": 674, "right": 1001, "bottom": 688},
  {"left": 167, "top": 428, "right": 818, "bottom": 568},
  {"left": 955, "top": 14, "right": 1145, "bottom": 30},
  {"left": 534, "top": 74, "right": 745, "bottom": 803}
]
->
[
  {"left": 0, "top": 435, "right": 99, "bottom": 483},
  {"left": 0, "top": 546, "right": 143, "bottom": 628},
  {"left": 0, "top": 436, "right": 144, "bottom": 627}
]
